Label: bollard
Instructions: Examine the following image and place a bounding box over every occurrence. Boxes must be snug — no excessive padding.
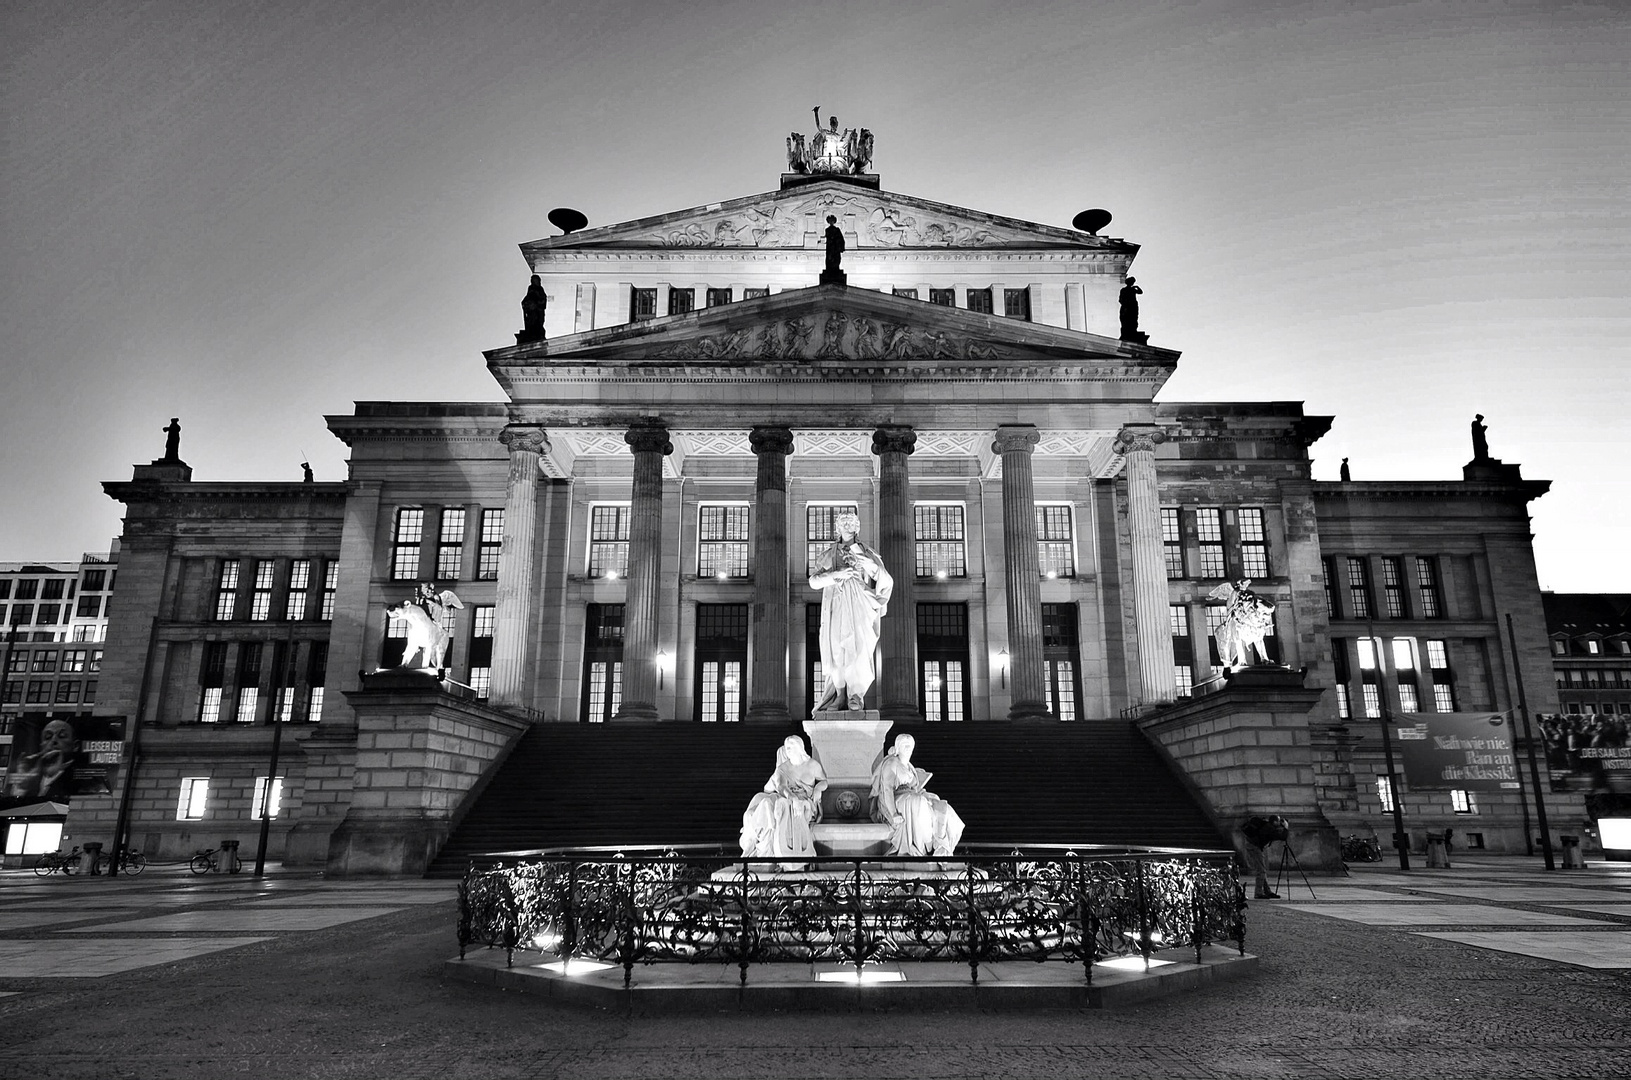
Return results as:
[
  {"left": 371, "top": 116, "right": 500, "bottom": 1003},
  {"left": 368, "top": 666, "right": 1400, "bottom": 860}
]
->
[
  {"left": 1425, "top": 831, "right": 1451, "bottom": 869},
  {"left": 1560, "top": 835, "right": 1585, "bottom": 870},
  {"left": 81, "top": 842, "right": 103, "bottom": 876},
  {"left": 220, "top": 839, "right": 241, "bottom": 874}
]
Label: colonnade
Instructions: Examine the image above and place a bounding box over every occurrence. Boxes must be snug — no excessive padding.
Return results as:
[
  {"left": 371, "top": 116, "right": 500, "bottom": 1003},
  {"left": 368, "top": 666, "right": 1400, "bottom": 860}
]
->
[{"left": 490, "top": 420, "right": 1175, "bottom": 719}]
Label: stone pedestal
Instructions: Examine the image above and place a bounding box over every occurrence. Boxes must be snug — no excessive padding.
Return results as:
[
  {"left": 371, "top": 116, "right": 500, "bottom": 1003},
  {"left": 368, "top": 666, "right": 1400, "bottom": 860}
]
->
[
  {"left": 804, "top": 713, "right": 892, "bottom": 852},
  {"left": 1138, "top": 665, "right": 1342, "bottom": 871}
]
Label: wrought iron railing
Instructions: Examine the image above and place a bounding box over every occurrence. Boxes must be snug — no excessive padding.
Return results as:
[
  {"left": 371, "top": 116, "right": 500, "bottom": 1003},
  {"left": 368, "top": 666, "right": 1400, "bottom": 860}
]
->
[{"left": 456, "top": 843, "right": 1245, "bottom": 988}]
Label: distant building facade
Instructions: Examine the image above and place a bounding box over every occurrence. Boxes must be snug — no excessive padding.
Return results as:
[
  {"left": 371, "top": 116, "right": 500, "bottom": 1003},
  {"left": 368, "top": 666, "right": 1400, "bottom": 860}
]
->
[{"left": 55, "top": 136, "right": 1570, "bottom": 871}]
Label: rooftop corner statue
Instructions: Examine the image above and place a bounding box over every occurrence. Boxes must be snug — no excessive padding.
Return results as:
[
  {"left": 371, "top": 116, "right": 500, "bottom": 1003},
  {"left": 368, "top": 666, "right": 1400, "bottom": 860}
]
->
[
  {"left": 786, "top": 107, "right": 874, "bottom": 176},
  {"left": 385, "top": 583, "right": 464, "bottom": 671}
]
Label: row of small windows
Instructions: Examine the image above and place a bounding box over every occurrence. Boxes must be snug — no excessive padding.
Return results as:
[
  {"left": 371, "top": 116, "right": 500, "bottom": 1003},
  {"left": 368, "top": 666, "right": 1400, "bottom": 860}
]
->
[
  {"left": 194, "top": 640, "right": 328, "bottom": 724},
  {"left": 626, "top": 286, "right": 1032, "bottom": 322},
  {"left": 0, "top": 574, "right": 107, "bottom": 602},
  {"left": 214, "top": 559, "right": 338, "bottom": 623},
  {"left": 4, "top": 648, "right": 102, "bottom": 675},
  {"left": 1374, "top": 779, "right": 1480, "bottom": 816},
  {"left": 390, "top": 508, "right": 503, "bottom": 582},
  {"left": 1556, "top": 669, "right": 1631, "bottom": 690},
  {"left": 176, "top": 776, "right": 284, "bottom": 821},
  {"left": 1553, "top": 637, "right": 1631, "bottom": 657},
  {"left": 2, "top": 597, "right": 108, "bottom": 627},
  {"left": 1321, "top": 555, "right": 1444, "bottom": 621},
  {"left": 1, "top": 679, "right": 98, "bottom": 705},
  {"left": 1162, "top": 507, "right": 1270, "bottom": 580},
  {"left": 580, "top": 502, "right": 1080, "bottom": 582},
  {"left": 1331, "top": 636, "right": 1457, "bottom": 718}
]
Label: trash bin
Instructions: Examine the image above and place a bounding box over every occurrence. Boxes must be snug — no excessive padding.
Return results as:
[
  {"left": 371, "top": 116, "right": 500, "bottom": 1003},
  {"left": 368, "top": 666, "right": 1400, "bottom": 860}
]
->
[
  {"left": 1425, "top": 831, "right": 1451, "bottom": 869},
  {"left": 1561, "top": 835, "right": 1585, "bottom": 870},
  {"left": 219, "top": 839, "right": 241, "bottom": 874},
  {"left": 81, "top": 842, "right": 103, "bottom": 876}
]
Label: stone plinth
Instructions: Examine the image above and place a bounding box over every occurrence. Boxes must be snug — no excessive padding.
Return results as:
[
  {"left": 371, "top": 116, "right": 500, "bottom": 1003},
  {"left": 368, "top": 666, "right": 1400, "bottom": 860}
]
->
[
  {"left": 1138, "top": 666, "right": 1341, "bottom": 871},
  {"left": 805, "top": 713, "right": 891, "bottom": 824},
  {"left": 325, "top": 676, "right": 529, "bottom": 875},
  {"left": 812, "top": 823, "right": 892, "bottom": 858}
]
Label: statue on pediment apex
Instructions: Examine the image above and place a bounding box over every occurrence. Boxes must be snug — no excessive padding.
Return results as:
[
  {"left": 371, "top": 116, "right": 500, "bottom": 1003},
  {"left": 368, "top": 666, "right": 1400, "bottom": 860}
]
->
[{"left": 788, "top": 107, "right": 873, "bottom": 176}]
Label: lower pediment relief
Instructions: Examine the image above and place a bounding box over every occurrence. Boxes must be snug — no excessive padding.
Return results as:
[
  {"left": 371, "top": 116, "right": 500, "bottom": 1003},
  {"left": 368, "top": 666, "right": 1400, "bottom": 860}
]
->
[{"left": 634, "top": 313, "right": 1030, "bottom": 362}]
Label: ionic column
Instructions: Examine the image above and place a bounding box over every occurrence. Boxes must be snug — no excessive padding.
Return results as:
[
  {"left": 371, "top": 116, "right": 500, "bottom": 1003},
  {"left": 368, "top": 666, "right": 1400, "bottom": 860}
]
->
[
  {"left": 615, "top": 422, "right": 672, "bottom": 720},
  {"left": 492, "top": 426, "right": 548, "bottom": 709},
  {"left": 746, "top": 426, "right": 795, "bottom": 724},
  {"left": 1115, "top": 424, "right": 1174, "bottom": 705},
  {"left": 872, "top": 426, "right": 920, "bottom": 723},
  {"left": 995, "top": 425, "right": 1051, "bottom": 721}
]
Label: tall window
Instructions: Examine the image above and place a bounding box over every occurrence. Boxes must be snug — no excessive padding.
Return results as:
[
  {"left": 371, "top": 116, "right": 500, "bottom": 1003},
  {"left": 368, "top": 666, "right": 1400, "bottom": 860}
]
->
[
  {"left": 965, "top": 288, "right": 994, "bottom": 314},
  {"left": 667, "top": 287, "right": 695, "bottom": 316},
  {"left": 1358, "top": 637, "right": 1382, "bottom": 718},
  {"left": 582, "top": 604, "right": 624, "bottom": 723},
  {"left": 215, "top": 560, "right": 241, "bottom": 621},
  {"left": 437, "top": 508, "right": 466, "bottom": 580},
  {"left": 588, "top": 505, "right": 631, "bottom": 580},
  {"left": 1375, "top": 775, "right": 1395, "bottom": 814},
  {"left": 1195, "top": 509, "right": 1225, "bottom": 578},
  {"left": 929, "top": 288, "right": 955, "bottom": 307},
  {"left": 468, "top": 606, "right": 495, "bottom": 699},
  {"left": 1162, "top": 508, "right": 1185, "bottom": 578},
  {"left": 806, "top": 503, "right": 859, "bottom": 574},
  {"left": 1332, "top": 637, "right": 1352, "bottom": 719},
  {"left": 1171, "top": 604, "right": 1194, "bottom": 696},
  {"left": 274, "top": 641, "right": 298, "bottom": 722},
  {"left": 236, "top": 643, "right": 262, "bottom": 723},
  {"left": 391, "top": 508, "right": 424, "bottom": 581},
  {"left": 1426, "top": 639, "right": 1456, "bottom": 711},
  {"left": 914, "top": 504, "right": 966, "bottom": 579},
  {"left": 807, "top": 603, "right": 826, "bottom": 717},
  {"left": 177, "top": 778, "right": 210, "bottom": 821},
  {"left": 478, "top": 509, "right": 503, "bottom": 580},
  {"left": 630, "top": 287, "right": 657, "bottom": 321},
  {"left": 694, "top": 604, "right": 748, "bottom": 722},
  {"left": 1381, "top": 557, "right": 1407, "bottom": 619},
  {"left": 1450, "top": 789, "right": 1476, "bottom": 814},
  {"left": 287, "top": 559, "right": 311, "bottom": 620},
  {"left": 382, "top": 608, "right": 409, "bottom": 668},
  {"left": 1041, "top": 603, "right": 1081, "bottom": 721},
  {"left": 249, "top": 561, "right": 275, "bottom": 621},
  {"left": 252, "top": 776, "right": 285, "bottom": 819},
  {"left": 918, "top": 603, "right": 968, "bottom": 722},
  {"left": 706, "top": 287, "right": 732, "bottom": 306},
  {"left": 1415, "top": 557, "right": 1443, "bottom": 618},
  {"left": 1345, "top": 557, "right": 1373, "bottom": 619},
  {"left": 1238, "top": 508, "right": 1268, "bottom": 578},
  {"left": 698, "top": 505, "right": 750, "bottom": 579},
  {"left": 1322, "top": 557, "right": 1339, "bottom": 618},
  {"left": 320, "top": 562, "right": 338, "bottom": 621},
  {"left": 199, "top": 643, "right": 226, "bottom": 722},
  {"left": 306, "top": 642, "right": 328, "bottom": 722},
  {"left": 1036, "top": 505, "right": 1075, "bottom": 579},
  {"left": 1003, "top": 288, "right": 1031, "bottom": 321}
]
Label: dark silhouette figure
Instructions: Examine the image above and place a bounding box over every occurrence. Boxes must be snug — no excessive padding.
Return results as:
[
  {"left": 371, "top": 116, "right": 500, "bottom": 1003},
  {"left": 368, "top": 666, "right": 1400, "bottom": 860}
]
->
[
  {"left": 301, "top": 461, "right": 314, "bottom": 484},
  {"left": 519, "top": 275, "right": 548, "bottom": 343},
  {"left": 1471, "top": 414, "right": 1490, "bottom": 462},
  {"left": 162, "top": 418, "right": 181, "bottom": 462},
  {"left": 820, "top": 215, "right": 846, "bottom": 285},
  {"left": 1340, "top": 458, "right": 1351, "bottom": 482},
  {"left": 1119, "top": 277, "right": 1143, "bottom": 340}
]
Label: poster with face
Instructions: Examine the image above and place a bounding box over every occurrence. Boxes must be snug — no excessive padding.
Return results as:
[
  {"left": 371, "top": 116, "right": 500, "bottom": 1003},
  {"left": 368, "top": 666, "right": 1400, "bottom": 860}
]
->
[{"left": 0, "top": 715, "right": 124, "bottom": 806}]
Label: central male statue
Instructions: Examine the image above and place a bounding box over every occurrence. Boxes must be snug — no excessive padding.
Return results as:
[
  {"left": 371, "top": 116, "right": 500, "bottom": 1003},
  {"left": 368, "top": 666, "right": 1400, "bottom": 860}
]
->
[{"left": 808, "top": 510, "right": 893, "bottom": 711}]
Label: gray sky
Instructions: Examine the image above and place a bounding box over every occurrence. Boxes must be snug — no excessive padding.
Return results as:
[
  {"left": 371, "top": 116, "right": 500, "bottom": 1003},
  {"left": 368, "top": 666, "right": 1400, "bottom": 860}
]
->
[{"left": 4, "top": 0, "right": 1627, "bottom": 590}]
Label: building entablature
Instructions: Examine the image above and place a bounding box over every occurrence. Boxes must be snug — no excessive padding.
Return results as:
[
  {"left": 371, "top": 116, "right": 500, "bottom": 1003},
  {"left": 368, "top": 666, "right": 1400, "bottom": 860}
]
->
[{"left": 103, "top": 482, "right": 349, "bottom": 524}]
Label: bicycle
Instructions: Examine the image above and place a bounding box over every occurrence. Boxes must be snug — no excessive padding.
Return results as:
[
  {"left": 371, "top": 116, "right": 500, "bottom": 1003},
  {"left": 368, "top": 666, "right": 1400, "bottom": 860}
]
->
[
  {"left": 1341, "top": 834, "right": 1382, "bottom": 864},
  {"left": 96, "top": 848, "right": 147, "bottom": 876},
  {"left": 189, "top": 846, "right": 240, "bottom": 874},
  {"left": 32, "top": 847, "right": 85, "bottom": 877}
]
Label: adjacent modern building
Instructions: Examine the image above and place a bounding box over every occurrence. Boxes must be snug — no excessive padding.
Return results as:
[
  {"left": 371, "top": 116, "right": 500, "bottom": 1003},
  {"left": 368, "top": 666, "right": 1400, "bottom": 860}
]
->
[{"left": 44, "top": 129, "right": 1571, "bottom": 873}]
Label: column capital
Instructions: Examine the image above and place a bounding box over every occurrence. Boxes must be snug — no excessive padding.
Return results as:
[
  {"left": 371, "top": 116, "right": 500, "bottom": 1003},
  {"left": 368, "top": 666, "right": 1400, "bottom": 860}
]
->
[
  {"left": 871, "top": 425, "right": 917, "bottom": 457},
  {"left": 1113, "top": 424, "right": 1167, "bottom": 457},
  {"left": 624, "top": 422, "right": 673, "bottom": 456},
  {"left": 992, "top": 425, "right": 1041, "bottom": 456},
  {"left": 748, "top": 425, "right": 796, "bottom": 457},
  {"left": 499, "top": 425, "right": 550, "bottom": 456}
]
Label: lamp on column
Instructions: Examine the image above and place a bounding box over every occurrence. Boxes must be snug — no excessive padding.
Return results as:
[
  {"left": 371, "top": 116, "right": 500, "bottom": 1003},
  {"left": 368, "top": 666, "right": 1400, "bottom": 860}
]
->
[
  {"left": 655, "top": 649, "right": 672, "bottom": 689},
  {"left": 996, "top": 648, "right": 1010, "bottom": 690}
]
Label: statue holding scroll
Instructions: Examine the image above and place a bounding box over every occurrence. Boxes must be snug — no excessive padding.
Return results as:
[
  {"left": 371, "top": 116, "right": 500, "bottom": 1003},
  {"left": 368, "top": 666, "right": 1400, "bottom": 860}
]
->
[
  {"left": 808, "top": 510, "right": 892, "bottom": 711},
  {"left": 869, "top": 734, "right": 964, "bottom": 857}
]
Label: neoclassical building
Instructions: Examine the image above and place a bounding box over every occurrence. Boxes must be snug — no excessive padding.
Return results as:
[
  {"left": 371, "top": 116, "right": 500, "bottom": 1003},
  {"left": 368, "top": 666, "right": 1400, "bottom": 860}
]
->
[{"left": 70, "top": 133, "right": 1565, "bottom": 873}]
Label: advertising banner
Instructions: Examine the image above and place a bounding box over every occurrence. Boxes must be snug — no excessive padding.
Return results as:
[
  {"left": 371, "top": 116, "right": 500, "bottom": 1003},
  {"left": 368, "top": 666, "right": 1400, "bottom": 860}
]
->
[
  {"left": 1392, "top": 712, "right": 1520, "bottom": 792},
  {"left": 0, "top": 715, "right": 126, "bottom": 809},
  {"left": 1540, "top": 712, "right": 1631, "bottom": 792}
]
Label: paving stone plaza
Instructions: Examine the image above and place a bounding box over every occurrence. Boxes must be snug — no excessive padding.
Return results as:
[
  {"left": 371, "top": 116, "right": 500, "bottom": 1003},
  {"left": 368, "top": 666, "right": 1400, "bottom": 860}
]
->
[{"left": 0, "top": 856, "right": 1627, "bottom": 1079}]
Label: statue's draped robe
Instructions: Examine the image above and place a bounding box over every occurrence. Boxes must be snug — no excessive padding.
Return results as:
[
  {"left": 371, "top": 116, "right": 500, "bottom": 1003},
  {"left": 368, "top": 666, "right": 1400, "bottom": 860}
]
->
[
  {"left": 869, "top": 751, "right": 965, "bottom": 857},
  {"left": 740, "top": 751, "right": 827, "bottom": 859},
  {"left": 810, "top": 540, "right": 893, "bottom": 702}
]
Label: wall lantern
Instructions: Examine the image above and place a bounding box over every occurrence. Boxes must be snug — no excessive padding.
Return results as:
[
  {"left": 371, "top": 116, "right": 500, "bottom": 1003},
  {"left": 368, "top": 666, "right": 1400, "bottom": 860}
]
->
[
  {"left": 655, "top": 649, "right": 672, "bottom": 689},
  {"left": 996, "top": 648, "right": 1010, "bottom": 689}
]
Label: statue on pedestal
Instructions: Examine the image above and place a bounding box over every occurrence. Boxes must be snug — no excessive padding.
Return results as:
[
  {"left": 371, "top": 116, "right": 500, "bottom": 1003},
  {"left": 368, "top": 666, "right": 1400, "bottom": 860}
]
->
[
  {"left": 1471, "top": 414, "right": 1490, "bottom": 462},
  {"left": 1119, "top": 277, "right": 1143, "bottom": 340},
  {"left": 161, "top": 418, "right": 182, "bottom": 463},
  {"left": 821, "top": 215, "right": 846, "bottom": 284},
  {"left": 1207, "top": 579, "right": 1278, "bottom": 669},
  {"left": 740, "top": 736, "right": 828, "bottom": 862},
  {"left": 519, "top": 275, "right": 548, "bottom": 343},
  {"left": 786, "top": 108, "right": 874, "bottom": 176},
  {"left": 809, "top": 510, "right": 892, "bottom": 711},
  {"left": 869, "top": 734, "right": 964, "bottom": 857},
  {"left": 385, "top": 583, "right": 464, "bottom": 670}
]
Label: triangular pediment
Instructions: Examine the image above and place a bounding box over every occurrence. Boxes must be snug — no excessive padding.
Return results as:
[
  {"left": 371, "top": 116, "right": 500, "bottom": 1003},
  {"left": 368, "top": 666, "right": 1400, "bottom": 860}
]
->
[
  {"left": 522, "top": 179, "right": 1133, "bottom": 254},
  {"left": 487, "top": 285, "right": 1172, "bottom": 365}
]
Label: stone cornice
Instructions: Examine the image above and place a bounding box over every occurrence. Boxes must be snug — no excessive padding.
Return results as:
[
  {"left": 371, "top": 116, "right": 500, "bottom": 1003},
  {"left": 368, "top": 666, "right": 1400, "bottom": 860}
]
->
[{"left": 1312, "top": 479, "right": 1551, "bottom": 503}]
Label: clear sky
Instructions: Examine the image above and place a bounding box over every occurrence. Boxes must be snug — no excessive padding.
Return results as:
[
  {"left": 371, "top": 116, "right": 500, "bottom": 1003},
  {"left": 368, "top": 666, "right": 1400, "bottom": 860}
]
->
[{"left": 3, "top": 1, "right": 1627, "bottom": 589}]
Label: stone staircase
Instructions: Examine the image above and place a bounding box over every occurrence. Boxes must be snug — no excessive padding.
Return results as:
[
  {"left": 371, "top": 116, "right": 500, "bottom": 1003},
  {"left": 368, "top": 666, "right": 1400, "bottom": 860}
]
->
[{"left": 425, "top": 720, "right": 1224, "bottom": 877}]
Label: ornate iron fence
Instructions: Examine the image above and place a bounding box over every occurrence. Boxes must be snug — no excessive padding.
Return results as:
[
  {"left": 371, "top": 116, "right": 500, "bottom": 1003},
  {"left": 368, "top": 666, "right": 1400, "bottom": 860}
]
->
[{"left": 456, "top": 843, "right": 1245, "bottom": 988}]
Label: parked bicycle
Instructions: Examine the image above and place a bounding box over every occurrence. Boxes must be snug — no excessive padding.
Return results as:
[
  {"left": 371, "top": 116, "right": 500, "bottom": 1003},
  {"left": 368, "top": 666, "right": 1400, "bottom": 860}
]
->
[
  {"left": 96, "top": 848, "right": 147, "bottom": 876},
  {"left": 32, "top": 847, "right": 86, "bottom": 877},
  {"left": 1341, "top": 834, "right": 1382, "bottom": 863},
  {"left": 189, "top": 846, "right": 240, "bottom": 875}
]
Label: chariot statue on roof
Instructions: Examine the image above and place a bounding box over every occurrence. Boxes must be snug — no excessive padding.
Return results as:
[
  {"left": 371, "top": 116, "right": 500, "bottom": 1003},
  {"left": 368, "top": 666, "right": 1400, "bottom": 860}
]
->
[{"left": 787, "top": 107, "right": 873, "bottom": 176}]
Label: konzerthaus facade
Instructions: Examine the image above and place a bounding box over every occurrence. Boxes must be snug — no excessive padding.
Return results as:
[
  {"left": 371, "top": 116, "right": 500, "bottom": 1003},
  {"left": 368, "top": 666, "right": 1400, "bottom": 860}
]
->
[{"left": 67, "top": 132, "right": 1565, "bottom": 873}]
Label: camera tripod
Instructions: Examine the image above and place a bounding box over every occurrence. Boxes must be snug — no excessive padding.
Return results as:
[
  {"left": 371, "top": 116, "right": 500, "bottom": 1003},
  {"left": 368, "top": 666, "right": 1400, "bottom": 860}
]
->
[{"left": 1272, "top": 840, "right": 1317, "bottom": 900}]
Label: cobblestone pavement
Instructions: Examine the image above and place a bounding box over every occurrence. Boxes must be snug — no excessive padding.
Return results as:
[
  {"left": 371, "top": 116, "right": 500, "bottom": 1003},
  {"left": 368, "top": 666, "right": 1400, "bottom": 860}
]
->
[{"left": 1, "top": 856, "right": 1628, "bottom": 1079}]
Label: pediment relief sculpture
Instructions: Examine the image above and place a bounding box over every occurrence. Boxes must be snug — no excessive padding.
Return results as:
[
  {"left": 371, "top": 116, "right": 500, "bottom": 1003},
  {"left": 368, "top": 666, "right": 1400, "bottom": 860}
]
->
[{"left": 638, "top": 312, "right": 1029, "bottom": 362}]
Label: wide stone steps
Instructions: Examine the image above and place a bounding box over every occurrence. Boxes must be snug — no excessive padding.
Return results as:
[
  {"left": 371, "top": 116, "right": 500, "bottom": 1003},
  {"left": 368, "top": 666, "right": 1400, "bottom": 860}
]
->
[{"left": 425, "top": 720, "right": 1223, "bottom": 877}]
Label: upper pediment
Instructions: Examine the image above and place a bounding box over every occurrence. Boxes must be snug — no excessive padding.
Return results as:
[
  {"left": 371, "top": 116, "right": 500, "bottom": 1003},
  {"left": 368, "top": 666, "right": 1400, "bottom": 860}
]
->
[
  {"left": 521, "top": 179, "right": 1134, "bottom": 255},
  {"left": 486, "top": 284, "right": 1173, "bottom": 366}
]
